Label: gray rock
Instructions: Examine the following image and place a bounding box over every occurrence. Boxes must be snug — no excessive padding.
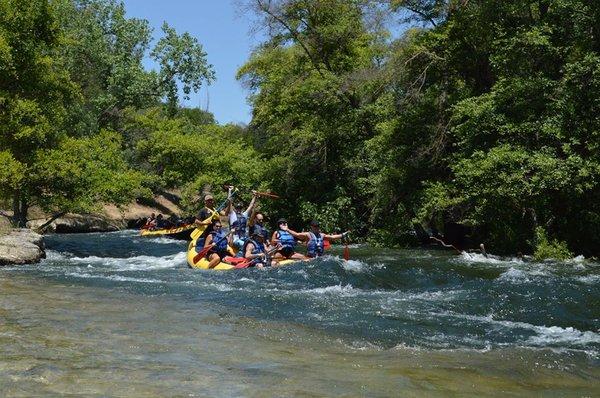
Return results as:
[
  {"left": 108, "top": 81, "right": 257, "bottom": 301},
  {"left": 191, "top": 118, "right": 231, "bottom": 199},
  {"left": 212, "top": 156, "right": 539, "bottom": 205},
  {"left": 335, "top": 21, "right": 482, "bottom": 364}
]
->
[
  {"left": 27, "top": 214, "right": 120, "bottom": 234},
  {"left": 0, "top": 229, "right": 45, "bottom": 265}
]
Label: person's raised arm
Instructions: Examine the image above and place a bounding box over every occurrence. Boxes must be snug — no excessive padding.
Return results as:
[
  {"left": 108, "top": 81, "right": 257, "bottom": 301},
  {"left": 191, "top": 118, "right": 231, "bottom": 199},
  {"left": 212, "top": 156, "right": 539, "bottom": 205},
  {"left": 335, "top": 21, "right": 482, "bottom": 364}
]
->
[
  {"left": 280, "top": 224, "right": 309, "bottom": 241},
  {"left": 323, "top": 231, "right": 350, "bottom": 241},
  {"left": 244, "top": 191, "right": 258, "bottom": 217}
]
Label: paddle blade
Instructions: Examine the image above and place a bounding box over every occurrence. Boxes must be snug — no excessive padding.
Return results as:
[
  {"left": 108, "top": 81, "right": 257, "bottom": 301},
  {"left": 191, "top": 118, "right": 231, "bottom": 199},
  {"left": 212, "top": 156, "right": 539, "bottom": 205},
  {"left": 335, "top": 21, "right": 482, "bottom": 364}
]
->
[
  {"left": 192, "top": 246, "right": 211, "bottom": 264},
  {"left": 255, "top": 191, "right": 280, "bottom": 199},
  {"left": 234, "top": 260, "right": 253, "bottom": 269},
  {"left": 323, "top": 239, "right": 331, "bottom": 250},
  {"left": 343, "top": 244, "right": 350, "bottom": 261}
]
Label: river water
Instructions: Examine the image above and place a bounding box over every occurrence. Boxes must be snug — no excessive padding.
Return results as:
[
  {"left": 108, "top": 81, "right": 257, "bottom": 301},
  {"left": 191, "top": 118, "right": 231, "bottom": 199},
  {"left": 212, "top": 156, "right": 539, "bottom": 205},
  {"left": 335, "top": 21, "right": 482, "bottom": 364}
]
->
[{"left": 0, "top": 230, "right": 598, "bottom": 396}]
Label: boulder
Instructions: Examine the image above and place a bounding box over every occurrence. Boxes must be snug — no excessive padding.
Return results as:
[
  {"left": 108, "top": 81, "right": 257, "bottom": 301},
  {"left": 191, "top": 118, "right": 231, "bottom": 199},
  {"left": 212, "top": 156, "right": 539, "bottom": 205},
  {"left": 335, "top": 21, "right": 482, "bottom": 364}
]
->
[
  {"left": 0, "top": 229, "right": 45, "bottom": 265},
  {"left": 27, "top": 214, "right": 120, "bottom": 234}
]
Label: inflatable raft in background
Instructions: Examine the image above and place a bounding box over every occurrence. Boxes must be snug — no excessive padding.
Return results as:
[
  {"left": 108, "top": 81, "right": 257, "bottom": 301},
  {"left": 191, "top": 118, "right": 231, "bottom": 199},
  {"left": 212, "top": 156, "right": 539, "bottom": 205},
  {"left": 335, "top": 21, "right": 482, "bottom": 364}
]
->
[{"left": 139, "top": 224, "right": 195, "bottom": 241}]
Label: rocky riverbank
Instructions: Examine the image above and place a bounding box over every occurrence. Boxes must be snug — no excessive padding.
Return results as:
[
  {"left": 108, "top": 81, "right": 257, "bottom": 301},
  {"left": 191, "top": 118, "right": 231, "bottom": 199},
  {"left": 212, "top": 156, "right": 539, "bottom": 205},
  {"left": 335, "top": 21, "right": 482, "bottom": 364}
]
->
[
  {"left": 24, "top": 192, "right": 184, "bottom": 234},
  {"left": 0, "top": 229, "right": 45, "bottom": 266}
]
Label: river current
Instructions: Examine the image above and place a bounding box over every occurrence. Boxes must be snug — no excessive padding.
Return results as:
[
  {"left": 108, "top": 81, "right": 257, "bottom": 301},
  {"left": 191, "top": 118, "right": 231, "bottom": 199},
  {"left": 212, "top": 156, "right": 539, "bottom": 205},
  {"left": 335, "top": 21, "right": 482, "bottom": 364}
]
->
[{"left": 1, "top": 230, "right": 598, "bottom": 396}]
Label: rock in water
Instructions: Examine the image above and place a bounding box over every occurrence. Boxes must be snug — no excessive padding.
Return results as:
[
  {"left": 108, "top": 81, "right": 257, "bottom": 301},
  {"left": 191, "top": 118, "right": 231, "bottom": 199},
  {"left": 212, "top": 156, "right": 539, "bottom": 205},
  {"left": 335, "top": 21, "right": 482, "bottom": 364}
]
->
[{"left": 0, "top": 229, "right": 45, "bottom": 265}]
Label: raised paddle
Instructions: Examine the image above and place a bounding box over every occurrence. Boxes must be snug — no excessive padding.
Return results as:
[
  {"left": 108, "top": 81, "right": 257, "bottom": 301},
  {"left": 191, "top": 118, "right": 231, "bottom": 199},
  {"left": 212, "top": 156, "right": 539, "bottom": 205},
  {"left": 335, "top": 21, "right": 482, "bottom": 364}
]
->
[{"left": 254, "top": 191, "right": 280, "bottom": 199}]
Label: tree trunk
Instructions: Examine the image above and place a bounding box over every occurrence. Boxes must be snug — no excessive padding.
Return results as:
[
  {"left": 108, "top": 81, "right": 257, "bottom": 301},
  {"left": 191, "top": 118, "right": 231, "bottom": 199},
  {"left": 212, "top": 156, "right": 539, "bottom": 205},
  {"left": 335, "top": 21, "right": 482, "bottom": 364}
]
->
[
  {"left": 36, "top": 212, "right": 67, "bottom": 234},
  {"left": 12, "top": 190, "right": 28, "bottom": 227}
]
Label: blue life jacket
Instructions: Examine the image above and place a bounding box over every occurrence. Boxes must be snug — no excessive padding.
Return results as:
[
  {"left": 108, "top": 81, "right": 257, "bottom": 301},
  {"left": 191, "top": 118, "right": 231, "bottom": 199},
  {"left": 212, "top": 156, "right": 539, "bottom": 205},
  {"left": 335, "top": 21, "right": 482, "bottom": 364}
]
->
[
  {"left": 277, "top": 230, "right": 296, "bottom": 249},
  {"left": 242, "top": 238, "right": 265, "bottom": 257},
  {"left": 307, "top": 232, "right": 325, "bottom": 257},
  {"left": 209, "top": 230, "right": 228, "bottom": 252},
  {"left": 235, "top": 212, "right": 248, "bottom": 238},
  {"left": 195, "top": 238, "right": 205, "bottom": 253}
]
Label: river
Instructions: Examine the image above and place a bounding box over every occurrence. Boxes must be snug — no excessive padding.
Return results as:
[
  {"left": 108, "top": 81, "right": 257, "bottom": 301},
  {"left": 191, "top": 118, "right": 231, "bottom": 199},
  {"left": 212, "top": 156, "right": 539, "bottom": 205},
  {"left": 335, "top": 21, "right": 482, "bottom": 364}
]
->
[{"left": 1, "top": 230, "right": 598, "bottom": 396}]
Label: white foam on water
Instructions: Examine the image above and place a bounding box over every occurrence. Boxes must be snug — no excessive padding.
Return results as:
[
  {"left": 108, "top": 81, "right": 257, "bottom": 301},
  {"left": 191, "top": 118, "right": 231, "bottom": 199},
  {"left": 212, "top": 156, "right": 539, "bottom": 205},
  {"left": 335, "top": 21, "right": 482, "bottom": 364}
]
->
[
  {"left": 44, "top": 250, "right": 68, "bottom": 261},
  {"left": 526, "top": 326, "right": 600, "bottom": 347},
  {"left": 497, "top": 264, "right": 555, "bottom": 283},
  {"left": 498, "top": 267, "right": 531, "bottom": 283},
  {"left": 565, "top": 255, "right": 586, "bottom": 264},
  {"left": 457, "top": 252, "right": 524, "bottom": 265},
  {"left": 308, "top": 284, "right": 356, "bottom": 295},
  {"left": 400, "top": 289, "right": 466, "bottom": 302},
  {"left": 334, "top": 257, "right": 385, "bottom": 272},
  {"left": 67, "top": 251, "right": 186, "bottom": 270},
  {"left": 436, "top": 311, "right": 600, "bottom": 348},
  {"left": 576, "top": 274, "right": 600, "bottom": 284},
  {"left": 139, "top": 237, "right": 182, "bottom": 245},
  {"left": 64, "top": 271, "right": 162, "bottom": 284},
  {"left": 211, "top": 283, "right": 236, "bottom": 292}
]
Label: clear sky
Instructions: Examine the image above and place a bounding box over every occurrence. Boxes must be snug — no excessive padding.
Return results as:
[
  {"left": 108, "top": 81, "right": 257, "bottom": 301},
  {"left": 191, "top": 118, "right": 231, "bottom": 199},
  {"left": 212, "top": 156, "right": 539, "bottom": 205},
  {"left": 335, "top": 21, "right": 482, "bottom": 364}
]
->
[{"left": 122, "top": 0, "right": 258, "bottom": 125}]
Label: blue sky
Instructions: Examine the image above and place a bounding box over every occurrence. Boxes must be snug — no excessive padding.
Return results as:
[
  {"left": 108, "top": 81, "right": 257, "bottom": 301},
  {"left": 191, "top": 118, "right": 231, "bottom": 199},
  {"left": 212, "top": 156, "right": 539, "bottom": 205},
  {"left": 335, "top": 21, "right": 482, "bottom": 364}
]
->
[{"left": 122, "top": 0, "right": 259, "bottom": 125}]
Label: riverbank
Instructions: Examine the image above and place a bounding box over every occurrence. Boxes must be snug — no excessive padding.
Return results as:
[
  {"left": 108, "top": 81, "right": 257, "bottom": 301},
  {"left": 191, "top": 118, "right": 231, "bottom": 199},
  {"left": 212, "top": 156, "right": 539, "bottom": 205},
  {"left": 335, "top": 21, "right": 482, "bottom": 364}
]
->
[{"left": 2, "top": 191, "right": 184, "bottom": 235}]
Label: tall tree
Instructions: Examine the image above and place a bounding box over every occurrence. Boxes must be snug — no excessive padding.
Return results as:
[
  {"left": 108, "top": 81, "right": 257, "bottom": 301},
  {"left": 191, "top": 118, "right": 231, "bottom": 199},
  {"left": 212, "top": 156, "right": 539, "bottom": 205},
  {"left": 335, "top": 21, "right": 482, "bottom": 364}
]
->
[
  {"left": 0, "top": 0, "right": 77, "bottom": 225},
  {"left": 239, "top": 0, "right": 389, "bottom": 231}
]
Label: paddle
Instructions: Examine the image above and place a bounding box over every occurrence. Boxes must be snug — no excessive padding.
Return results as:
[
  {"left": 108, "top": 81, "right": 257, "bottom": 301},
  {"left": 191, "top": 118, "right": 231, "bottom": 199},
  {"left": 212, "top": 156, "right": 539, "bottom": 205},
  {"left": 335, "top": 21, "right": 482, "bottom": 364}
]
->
[
  {"left": 192, "top": 229, "right": 235, "bottom": 265},
  {"left": 190, "top": 191, "right": 236, "bottom": 241},
  {"left": 254, "top": 191, "right": 280, "bottom": 199},
  {"left": 342, "top": 232, "right": 350, "bottom": 261}
]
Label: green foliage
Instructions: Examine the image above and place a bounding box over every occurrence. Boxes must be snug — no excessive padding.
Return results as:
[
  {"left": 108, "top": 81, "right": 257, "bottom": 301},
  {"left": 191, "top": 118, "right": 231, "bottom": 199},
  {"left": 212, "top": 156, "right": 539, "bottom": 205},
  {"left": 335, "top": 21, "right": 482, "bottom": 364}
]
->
[
  {"left": 0, "top": 151, "right": 25, "bottom": 197},
  {"left": 131, "top": 109, "right": 266, "bottom": 213},
  {"left": 55, "top": 0, "right": 214, "bottom": 130},
  {"left": 151, "top": 22, "right": 215, "bottom": 114},
  {"left": 533, "top": 227, "right": 573, "bottom": 261},
  {"left": 236, "top": 0, "right": 600, "bottom": 256},
  {"left": 298, "top": 196, "right": 357, "bottom": 234},
  {"left": 34, "top": 131, "right": 151, "bottom": 213},
  {"left": 0, "top": 1, "right": 213, "bottom": 226}
]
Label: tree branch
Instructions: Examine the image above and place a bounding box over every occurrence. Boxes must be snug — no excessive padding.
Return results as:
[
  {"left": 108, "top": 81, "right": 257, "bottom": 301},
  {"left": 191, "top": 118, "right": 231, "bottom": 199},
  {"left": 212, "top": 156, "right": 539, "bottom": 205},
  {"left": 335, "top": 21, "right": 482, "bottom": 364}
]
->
[{"left": 430, "top": 236, "right": 461, "bottom": 254}]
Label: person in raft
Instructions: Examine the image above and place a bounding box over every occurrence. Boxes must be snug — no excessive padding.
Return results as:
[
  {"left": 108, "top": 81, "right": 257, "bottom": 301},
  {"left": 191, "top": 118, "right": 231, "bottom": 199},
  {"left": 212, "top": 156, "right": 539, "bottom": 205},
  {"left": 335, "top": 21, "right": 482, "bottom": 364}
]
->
[
  {"left": 194, "top": 193, "right": 228, "bottom": 247},
  {"left": 243, "top": 228, "right": 277, "bottom": 267},
  {"left": 280, "top": 220, "right": 349, "bottom": 258},
  {"left": 271, "top": 218, "right": 309, "bottom": 260},
  {"left": 249, "top": 212, "right": 269, "bottom": 244},
  {"left": 227, "top": 190, "right": 258, "bottom": 252},
  {"left": 144, "top": 213, "right": 157, "bottom": 229},
  {"left": 203, "top": 220, "right": 234, "bottom": 268}
]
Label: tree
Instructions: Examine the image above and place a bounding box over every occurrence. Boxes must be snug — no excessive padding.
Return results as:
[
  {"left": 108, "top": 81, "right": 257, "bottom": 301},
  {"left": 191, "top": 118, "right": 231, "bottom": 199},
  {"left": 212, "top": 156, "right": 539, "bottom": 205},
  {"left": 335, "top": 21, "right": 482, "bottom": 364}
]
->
[
  {"left": 0, "top": 0, "right": 78, "bottom": 225},
  {"left": 0, "top": 0, "right": 161, "bottom": 226},
  {"left": 55, "top": 0, "right": 215, "bottom": 131},
  {"left": 238, "top": 0, "right": 389, "bottom": 231}
]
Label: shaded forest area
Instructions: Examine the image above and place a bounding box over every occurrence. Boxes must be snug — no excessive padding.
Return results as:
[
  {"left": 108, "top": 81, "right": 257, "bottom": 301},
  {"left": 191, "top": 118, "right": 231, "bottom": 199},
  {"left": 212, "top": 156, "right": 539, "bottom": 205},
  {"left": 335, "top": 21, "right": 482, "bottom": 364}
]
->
[{"left": 1, "top": 0, "right": 599, "bottom": 258}]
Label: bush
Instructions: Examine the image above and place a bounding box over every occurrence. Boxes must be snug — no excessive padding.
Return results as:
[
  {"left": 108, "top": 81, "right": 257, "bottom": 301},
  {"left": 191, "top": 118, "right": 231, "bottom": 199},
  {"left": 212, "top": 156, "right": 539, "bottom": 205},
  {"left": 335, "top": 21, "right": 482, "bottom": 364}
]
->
[{"left": 533, "top": 227, "right": 573, "bottom": 261}]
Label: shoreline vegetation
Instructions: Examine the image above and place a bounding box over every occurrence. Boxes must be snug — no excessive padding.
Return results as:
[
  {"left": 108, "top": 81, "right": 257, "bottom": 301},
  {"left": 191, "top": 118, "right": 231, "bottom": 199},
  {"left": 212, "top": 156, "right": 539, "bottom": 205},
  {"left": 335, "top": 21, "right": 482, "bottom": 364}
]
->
[{"left": 1, "top": 0, "right": 599, "bottom": 262}]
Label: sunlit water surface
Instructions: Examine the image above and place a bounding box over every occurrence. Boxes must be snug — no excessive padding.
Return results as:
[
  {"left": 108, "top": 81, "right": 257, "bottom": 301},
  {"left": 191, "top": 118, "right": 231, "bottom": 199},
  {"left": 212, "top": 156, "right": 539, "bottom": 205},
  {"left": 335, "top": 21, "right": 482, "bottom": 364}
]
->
[{"left": 1, "top": 230, "right": 598, "bottom": 396}]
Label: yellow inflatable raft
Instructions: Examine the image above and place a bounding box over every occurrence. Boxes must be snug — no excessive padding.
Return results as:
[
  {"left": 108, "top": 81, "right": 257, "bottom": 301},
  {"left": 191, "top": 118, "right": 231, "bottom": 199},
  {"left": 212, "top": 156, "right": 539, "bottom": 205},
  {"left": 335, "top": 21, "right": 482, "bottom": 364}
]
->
[
  {"left": 140, "top": 224, "right": 195, "bottom": 240},
  {"left": 186, "top": 238, "right": 299, "bottom": 270}
]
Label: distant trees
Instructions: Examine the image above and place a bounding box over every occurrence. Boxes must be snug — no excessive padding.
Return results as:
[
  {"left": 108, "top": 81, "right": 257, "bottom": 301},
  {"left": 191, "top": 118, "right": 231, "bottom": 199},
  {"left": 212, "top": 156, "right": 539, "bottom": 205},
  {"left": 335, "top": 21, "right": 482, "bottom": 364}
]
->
[
  {"left": 0, "top": 0, "right": 214, "bottom": 226},
  {"left": 239, "top": 0, "right": 600, "bottom": 256}
]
